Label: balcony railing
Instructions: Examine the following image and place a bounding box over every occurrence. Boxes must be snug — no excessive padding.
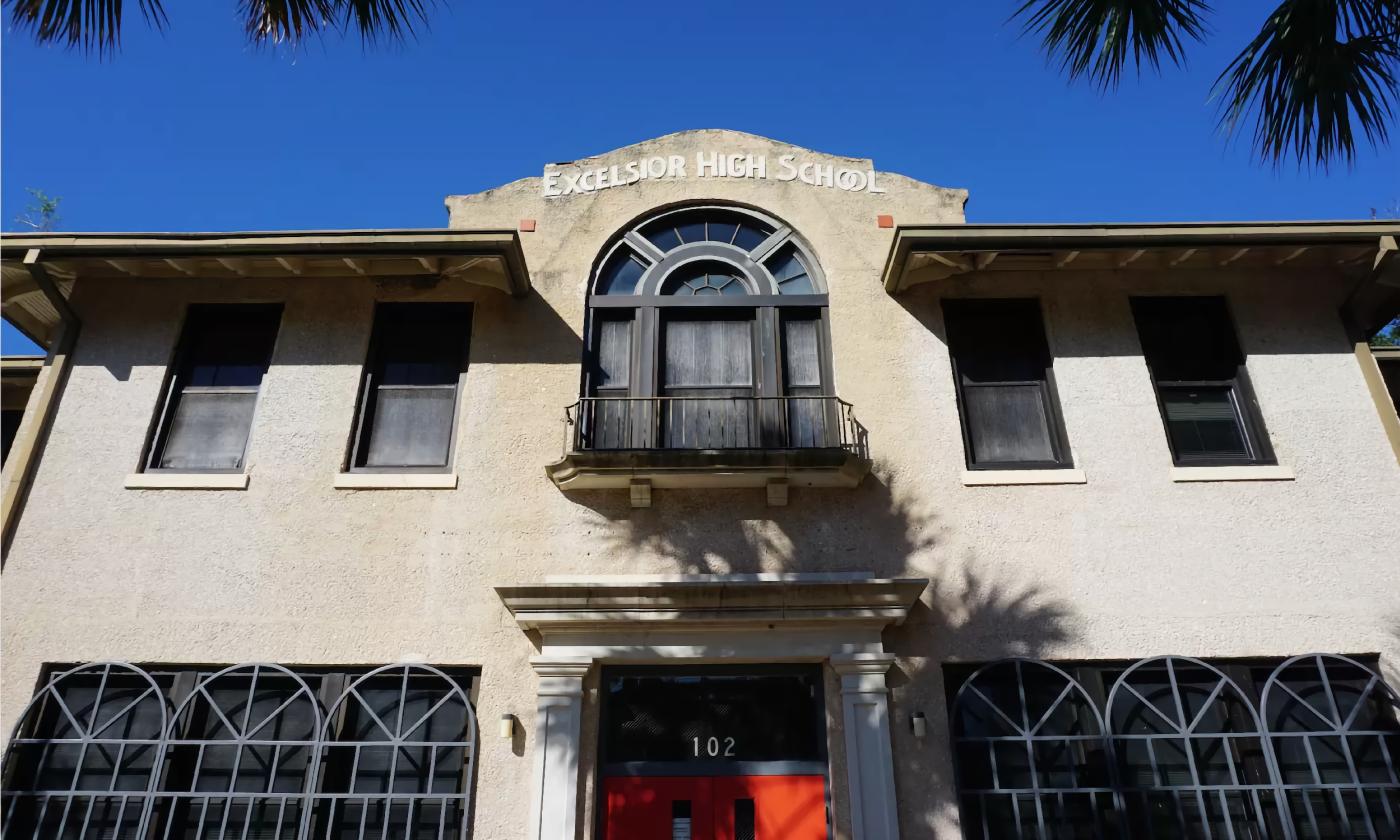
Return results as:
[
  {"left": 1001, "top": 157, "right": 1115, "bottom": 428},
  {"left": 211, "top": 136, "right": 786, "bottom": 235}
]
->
[{"left": 563, "top": 395, "right": 869, "bottom": 459}]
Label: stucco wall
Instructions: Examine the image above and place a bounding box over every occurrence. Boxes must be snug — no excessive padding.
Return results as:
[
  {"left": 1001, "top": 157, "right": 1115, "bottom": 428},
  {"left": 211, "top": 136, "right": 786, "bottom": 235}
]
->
[{"left": 3, "top": 130, "right": 1398, "bottom": 839}]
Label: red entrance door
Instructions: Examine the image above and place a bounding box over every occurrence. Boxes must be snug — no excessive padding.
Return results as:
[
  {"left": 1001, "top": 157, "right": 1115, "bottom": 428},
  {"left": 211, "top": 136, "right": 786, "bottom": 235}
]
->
[{"left": 603, "top": 775, "right": 828, "bottom": 840}]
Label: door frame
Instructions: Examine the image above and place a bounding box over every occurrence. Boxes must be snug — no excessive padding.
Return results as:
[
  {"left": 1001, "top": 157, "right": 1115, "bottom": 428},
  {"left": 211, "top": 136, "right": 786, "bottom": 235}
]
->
[
  {"left": 497, "top": 574, "right": 926, "bottom": 840},
  {"left": 596, "top": 662, "right": 834, "bottom": 840}
]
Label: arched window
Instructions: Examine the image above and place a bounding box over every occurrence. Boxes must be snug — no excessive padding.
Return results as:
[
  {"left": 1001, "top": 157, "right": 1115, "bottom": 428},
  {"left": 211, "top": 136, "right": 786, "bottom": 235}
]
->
[
  {"left": 314, "top": 664, "right": 478, "bottom": 840},
  {"left": 1106, "top": 656, "right": 1280, "bottom": 838},
  {"left": 0, "top": 662, "right": 169, "bottom": 838},
  {"left": 2, "top": 662, "right": 481, "bottom": 840},
  {"left": 949, "top": 659, "right": 1116, "bottom": 838},
  {"left": 1261, "top": 654, "right": 1400, "bottom": 838},
  {"left": 155, "top": 664, "right": 322, "bottom": 839},
  {"left": 583, "top": 204, "right": 833, "bottom": 451}
]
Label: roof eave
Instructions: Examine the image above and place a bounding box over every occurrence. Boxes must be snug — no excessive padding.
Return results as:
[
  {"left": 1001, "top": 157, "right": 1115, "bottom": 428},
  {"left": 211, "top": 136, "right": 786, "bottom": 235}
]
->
[
  {"left": 882, "top": 221, "right": 1400, "bottom": 295},
  {"left": 0, "top": 230, "right": 533, "bottom": 350}
]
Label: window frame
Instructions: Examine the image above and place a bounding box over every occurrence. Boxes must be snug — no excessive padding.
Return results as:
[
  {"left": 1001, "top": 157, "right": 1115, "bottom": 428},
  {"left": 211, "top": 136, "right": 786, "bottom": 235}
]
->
[
  {"left": 143, "top": 303, "right": 283, "bottom": 475},
  {"left": 943, "top": 297, "right": 1074, "bottom": 471},
  {"left": 944, "top": 654, "right": 1397, "bottom": 840},
  {"left": 1130, "top": 296, "right": 1276, "bottom": 468},
  {"left": 598, "top": 663, "right": 829, "bottom": 778},
  {"left": 581, "top": 205, "right": 838, "bottom": 452},
  {"left": 1, "top": 662, "right": 482, "bottom": 840},
  {"left": 346, "top": 302, "right": 474, "bottom": 474},
  {"left": 1, "top": 408, "right": 25, "bottom": 465}
]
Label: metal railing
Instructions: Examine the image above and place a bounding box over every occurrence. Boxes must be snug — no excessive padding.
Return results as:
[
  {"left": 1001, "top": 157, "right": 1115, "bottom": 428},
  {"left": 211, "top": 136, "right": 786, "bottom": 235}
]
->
[{"left": 563, "top": 395, "right": 868, "bottom": 457}]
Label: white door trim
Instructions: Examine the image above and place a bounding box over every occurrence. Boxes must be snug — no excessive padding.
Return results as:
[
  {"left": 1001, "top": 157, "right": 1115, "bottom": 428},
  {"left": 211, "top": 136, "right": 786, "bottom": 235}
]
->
[{"left": 498, "top": 573, "right": 927, "bottom": 840}]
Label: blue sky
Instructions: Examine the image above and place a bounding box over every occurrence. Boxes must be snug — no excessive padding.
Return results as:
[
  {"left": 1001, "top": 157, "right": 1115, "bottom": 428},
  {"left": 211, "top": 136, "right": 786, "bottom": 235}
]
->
[{"left": 3, "top": 1, "right": 1396, "bottom": 353}]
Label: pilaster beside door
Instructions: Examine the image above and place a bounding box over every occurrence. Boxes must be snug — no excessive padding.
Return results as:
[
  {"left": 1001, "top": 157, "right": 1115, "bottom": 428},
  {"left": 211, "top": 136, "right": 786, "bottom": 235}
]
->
[
  {"left": 832, "top": 653, "right": 902, "bottom": 840},
  {"left": 526, "top": 656, "right": 593, "bottom": 840}
]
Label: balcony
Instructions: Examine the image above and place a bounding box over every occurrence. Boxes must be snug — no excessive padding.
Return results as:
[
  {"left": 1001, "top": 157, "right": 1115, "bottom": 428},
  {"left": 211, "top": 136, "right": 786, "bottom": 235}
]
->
[{"left": 545, "top": 396, "right": 871, "bottom": 502}]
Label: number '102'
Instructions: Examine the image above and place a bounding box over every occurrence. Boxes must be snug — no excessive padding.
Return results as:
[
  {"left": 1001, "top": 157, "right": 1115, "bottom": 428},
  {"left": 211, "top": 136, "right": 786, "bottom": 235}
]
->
[{"left": 692, "top": 736, "right": 736, "bottom": 757}]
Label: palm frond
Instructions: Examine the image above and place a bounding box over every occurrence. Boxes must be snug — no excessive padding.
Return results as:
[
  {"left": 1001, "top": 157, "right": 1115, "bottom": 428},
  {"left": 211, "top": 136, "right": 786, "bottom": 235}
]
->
[
  {"left": 3, "top": 0, "right": 433, "bottom": 52},
  {"left": 241, "top": 0, "right": 432, "bottom": 46},
  {"left": 1014, "top": 0, "right": 1212, "bottom": 88},
  {"left": 1214, "top": 0, "right": 1400, "bottom": 168},
  {"left": 341, "top": 0, "right": 431, "bottom": 44},
  {"left": 3, "top": 0, "right": 167, "bottom": 55}
]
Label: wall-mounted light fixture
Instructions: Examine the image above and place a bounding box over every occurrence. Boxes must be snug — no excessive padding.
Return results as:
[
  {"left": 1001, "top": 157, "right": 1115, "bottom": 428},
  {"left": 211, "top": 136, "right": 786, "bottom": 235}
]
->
[
  {"left": 911, "top": 711, "right": 927, "bottom": 738},
  {"left": 499, "top": 714, "right": 514, "bottom": 740}
]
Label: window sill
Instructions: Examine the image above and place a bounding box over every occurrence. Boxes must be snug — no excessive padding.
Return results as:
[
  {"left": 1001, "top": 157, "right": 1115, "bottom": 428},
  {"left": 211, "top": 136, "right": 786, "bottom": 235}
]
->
[
  {"left": 961, "top": 469, "right": 1087, "bottom": 487},
  {"left": 334, "top": 472, "right": 458, "bottom": 490},
  {"left": 1169, "top": 465, "right": 1295, "bottom": 483},
  {"left": 124, "top": 473, "right": 250, "bottom": 490}
]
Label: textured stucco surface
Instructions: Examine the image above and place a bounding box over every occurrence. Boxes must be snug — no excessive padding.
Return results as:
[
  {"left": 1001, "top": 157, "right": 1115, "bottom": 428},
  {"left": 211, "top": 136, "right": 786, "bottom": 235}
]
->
[{"left": 3, "top": 130, "right": 1399, "bottom": 839}]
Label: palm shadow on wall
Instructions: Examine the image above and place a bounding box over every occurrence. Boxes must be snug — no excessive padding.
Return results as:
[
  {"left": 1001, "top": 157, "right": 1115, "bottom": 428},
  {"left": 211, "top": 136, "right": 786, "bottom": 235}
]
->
[{"left": 566, "top": 463, "right": 1080, "bottom": 835}]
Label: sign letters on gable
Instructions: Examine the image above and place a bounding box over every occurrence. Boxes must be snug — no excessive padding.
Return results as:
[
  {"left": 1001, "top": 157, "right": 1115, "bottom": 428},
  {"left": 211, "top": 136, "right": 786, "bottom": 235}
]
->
[{"left": 542, "top": 151, "right": 886, "bottom": 197}]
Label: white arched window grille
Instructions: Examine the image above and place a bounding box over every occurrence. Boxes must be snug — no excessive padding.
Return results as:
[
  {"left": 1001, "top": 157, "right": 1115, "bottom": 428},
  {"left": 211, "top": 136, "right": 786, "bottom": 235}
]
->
[
  {"left": 949, "top": 659, "right": 1117, "bottom": 838},
  {"left": 154, "top": 664, "right": 323, "bottom": 840},
  {"left": 1106, "top": 656, "right": 1282, "bottom": 838},
  {"left": 1261, "top": 654, "right": 1400, "bottom": 838},
  {"left": 313, "top": 664, "right": 478, "bottom": 840},
  {"left": 579, "top": 204, "right": 849, "bottom": 453},
  {"left": 0, "top": 662, "right": 169, "bottom": 839}
]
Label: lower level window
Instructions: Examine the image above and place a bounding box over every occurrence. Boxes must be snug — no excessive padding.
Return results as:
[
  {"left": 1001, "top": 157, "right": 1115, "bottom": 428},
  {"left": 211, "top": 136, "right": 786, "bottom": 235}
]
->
[
  {"left": 946, "top": 654, "right": 1399, "bottom": 839},
  {"left": 0, "top": 662, "right": 479, "bottom": 840}
]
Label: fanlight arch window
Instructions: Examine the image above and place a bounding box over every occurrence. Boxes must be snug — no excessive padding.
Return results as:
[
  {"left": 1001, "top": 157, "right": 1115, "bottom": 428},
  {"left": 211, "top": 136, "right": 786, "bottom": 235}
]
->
[
  {"left": 1261, "top": 654, "right": 1400, "bottom": 838},
  {"left": 660, "top": 260, "right": 751, "bottom": 296},
  {"left": 1, "top": 663, "right": 480, "bottom": 840},
  {"left": 592, "top": 206, "right": 824, "bottom": 298},
  {"left": 1106, "top": 656, "right": 1281, "bottom": 838},
  {"left": 584, "top": 204, "right": 835, "bottom": 451},
  {"left": 315, "top": 664, "right": 478, "bottom": 840},
  {"left": 0, "top": 662, "right": 169, "bottom": 839},
  {"left": 948, "top": 655, "right": 1400, "bottom": 839},
  {"left": 156, "top": 664, "right": 323, "bottom": 840},
  {"left": 950, "top": 659, "right": 1117, "bottom": 839}
]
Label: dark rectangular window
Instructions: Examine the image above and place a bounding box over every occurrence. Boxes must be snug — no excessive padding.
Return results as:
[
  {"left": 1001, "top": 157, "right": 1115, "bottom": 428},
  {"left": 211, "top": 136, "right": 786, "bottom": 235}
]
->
[
  {"left": 781, "top": 311, "right": 831, "bottom": 448},
  {"left": 943, "top": 298, "right": 1072, "bottom": 469},
  {"left": 734, "top": 799, "right": 756, "bottom": 840},
  {"left": 147, "top": 304, "right": 282, "bottom": 472},
  {"left": 1378, "top": 354, "right": 1400, "bottom": 417},
  {"left": 350, "top": 303, "right": 472, "bottom": 470},
  {"left": 1, "top": 408, "right": 23, "bottom": 465},
  {"left": 660, "top": 313, "right": 756, "bottom": 449},
  {"left": 1130, "top": 296, "right": 1273, "bottom": 466},
  {"left": 601, "top": 665, "right": 825, "bottom": 769},
  {"left": 584, "top": 313, "right": 635, "bottom": 449}
]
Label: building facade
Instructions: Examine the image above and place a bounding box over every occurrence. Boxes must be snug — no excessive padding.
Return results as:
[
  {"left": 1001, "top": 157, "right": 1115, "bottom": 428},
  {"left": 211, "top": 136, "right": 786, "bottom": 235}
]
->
[{"left": 1, "top": 129, "right": 1398, "bottom": 840}]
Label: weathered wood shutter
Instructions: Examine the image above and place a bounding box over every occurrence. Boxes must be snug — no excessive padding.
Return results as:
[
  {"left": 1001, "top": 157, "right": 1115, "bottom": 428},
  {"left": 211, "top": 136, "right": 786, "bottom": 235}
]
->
[
  {"left": 588, "top": 316, "right": 633, "bottom": 448},
  {"left": 781, "top": 315, "right": 827, "bottom": 447},
  {"left": 661, "top": 317, "right": 755, "bottom": 448}
]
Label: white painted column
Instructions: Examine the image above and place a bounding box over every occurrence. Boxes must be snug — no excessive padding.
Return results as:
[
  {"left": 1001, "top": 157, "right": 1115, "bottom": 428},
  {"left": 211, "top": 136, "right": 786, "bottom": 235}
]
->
[
  {"left": 526, "top": 656, "right": 593, "bottom": 840},
  {"left": 831, "top": 652, "right": 901, "bottom": 840}
]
